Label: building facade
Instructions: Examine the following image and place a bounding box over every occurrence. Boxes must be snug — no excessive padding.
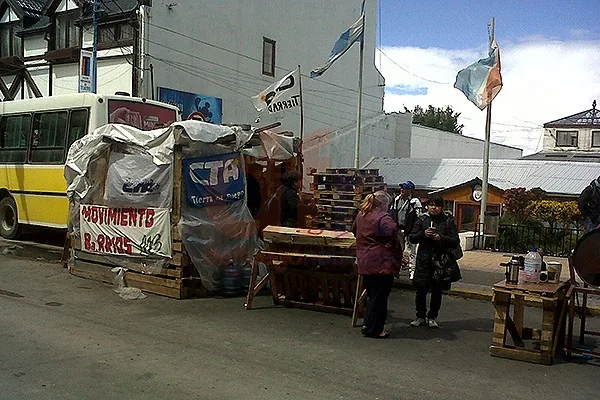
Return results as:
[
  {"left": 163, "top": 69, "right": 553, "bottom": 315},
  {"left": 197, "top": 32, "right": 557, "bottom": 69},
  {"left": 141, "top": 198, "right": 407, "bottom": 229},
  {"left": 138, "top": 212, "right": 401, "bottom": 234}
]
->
[{"left": 542, "top": 100, "right": 600, "bottom": 152}]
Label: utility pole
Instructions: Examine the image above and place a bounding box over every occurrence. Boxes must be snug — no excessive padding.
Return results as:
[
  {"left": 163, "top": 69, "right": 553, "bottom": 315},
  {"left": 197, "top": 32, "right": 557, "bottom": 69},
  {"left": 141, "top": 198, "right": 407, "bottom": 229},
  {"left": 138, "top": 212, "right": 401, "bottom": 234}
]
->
[{"left": 92, "top": 0, "right": 98, "bottom": 93}]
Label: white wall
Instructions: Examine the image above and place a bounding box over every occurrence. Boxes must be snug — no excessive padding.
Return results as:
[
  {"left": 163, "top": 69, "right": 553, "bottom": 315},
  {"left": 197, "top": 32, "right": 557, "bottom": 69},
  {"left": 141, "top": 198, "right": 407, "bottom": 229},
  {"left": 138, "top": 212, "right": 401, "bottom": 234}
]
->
[
  {"left": 543, "top": 127, "right": 599, "bottom": 151},
  {"left": 411, "top": 125, "right": 522, "bottom": 159},
  {"left": 27, "top": 66, "right": 50, "bottom": 97},
  {"left": 302, "top": 112, "right": 411, "bottom": 173},
  {"left": 53, "top": 64, "right": 79, "bottom": 95},
  {"left": 145, "top": 0, "right": 384, "bottom": 140},
  {"left": 23, "top": 34, "right": 47, "bottom": 58}
]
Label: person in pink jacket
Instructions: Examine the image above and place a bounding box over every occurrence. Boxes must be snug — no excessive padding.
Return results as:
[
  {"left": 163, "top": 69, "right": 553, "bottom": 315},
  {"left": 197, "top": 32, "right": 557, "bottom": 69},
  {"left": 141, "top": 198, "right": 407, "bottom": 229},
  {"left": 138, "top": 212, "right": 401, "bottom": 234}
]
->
[{"left": 352, "top": 190, "right": 402, "bottom": 339}]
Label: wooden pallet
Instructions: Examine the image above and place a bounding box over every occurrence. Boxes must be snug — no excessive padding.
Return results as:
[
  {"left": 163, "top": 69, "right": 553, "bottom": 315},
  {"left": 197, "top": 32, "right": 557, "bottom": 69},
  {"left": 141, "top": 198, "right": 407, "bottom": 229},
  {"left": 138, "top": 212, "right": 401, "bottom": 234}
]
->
[
  {"left": 246, "top": 226, "right": 360, "bottom": 315},
  {"left": 313, "top": 192, "right": 363, "bottom": 201},
  {"left": 310, "top": 182, "right": 386, "bottom": 193},
  {"left": 315, "top": 198, "right": 362, "bottom": 208},
  {"left": 312, "top": 174, "right": 384, "bottom": 185},
  {"left": 324, "top": 168, "right": 379, "bottom": 176},
  {"left": 317, "top": 204, "right": 358, "bottom": 215}
]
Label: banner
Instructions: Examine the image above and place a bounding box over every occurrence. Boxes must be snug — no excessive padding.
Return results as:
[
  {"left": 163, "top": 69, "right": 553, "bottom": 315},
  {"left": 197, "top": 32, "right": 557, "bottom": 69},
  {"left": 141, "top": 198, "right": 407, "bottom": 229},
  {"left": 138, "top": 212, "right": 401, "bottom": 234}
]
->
[
  {"left": 80, "top": 205, "right": 172, "bottom": 257},
  {"left": 79, "top": 49, "right": 93, "bottom": 93},
  {"left": 252, "top": 68, "right": 301, "bottom": 114},
  {"left": 158, "top": 87, "right": 223, "bottom": 123},
  {"left": 104, "top": 152, "right": 173, "bottom": 208},
  {"left": 183, "top": 153, "right": 245, "bottom": 207}
]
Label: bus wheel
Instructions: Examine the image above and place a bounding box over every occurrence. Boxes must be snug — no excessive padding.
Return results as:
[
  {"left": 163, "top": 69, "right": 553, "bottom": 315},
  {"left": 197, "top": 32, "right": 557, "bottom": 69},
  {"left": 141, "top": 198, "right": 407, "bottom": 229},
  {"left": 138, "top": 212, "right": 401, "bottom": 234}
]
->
[{"left": 0, "top": 197, "right": 20, "bottom": 239}]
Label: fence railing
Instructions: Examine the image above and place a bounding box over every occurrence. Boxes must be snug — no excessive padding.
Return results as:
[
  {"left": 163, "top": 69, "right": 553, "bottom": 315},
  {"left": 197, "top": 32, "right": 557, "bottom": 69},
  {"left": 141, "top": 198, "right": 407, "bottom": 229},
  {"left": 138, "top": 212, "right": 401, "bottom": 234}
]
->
[{"left": 486, "top": 224, "right": 583, "bottom": 257}]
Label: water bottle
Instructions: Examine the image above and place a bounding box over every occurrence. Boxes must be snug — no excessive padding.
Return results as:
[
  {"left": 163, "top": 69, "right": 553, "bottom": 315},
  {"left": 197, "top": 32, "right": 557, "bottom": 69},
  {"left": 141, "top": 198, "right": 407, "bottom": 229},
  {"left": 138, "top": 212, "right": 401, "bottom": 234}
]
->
[
  {"left": 523, "top": 248, "right": 542, "bottom": 283},
  {"left": 239, "top": 258, "right": 253, "bottom": 293},
  {"left": 221, "top": 259, "right": 241, "bottom": 296}
]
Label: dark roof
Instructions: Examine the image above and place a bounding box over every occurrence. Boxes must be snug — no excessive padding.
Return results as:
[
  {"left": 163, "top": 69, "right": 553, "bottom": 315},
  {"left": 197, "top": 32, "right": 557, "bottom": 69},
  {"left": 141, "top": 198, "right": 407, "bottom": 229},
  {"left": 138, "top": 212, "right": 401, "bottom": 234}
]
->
[
  {"left": 521, "top": 151, "right": 600, "bottom": 163},
  {"left": 42, "top": 0, "right": 137, "bottom": 17},
  {"left": 543, "top": 100, "right": 600, "bottom": 128},
  {"left": 0, "top": 0, "right": 44, "bottom": 19},
  {"left": 428, "top": 177, "right": 504, "bottom": 196}
]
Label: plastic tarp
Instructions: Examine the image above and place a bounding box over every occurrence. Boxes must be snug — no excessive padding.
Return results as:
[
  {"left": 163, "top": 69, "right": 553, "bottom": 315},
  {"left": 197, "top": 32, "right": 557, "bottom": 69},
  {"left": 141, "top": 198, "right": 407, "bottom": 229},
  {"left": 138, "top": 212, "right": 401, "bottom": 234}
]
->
[{"left": 65, "top": 120, "right": 296, "bottom": 292}]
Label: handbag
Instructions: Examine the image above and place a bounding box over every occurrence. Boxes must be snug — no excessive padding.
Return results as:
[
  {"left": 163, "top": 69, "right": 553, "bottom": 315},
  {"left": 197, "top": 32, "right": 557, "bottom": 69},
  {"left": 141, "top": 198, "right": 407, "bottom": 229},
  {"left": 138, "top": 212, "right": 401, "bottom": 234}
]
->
[{"left": 432, "top": 251, "right": 462, "bottom": 283}]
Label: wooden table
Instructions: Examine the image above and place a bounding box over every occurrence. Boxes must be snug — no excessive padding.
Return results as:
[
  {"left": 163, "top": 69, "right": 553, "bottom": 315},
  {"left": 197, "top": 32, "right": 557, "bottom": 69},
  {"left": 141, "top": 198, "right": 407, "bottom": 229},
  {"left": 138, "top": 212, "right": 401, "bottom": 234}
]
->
[{"left": 491, "top": 280, "right": 569, "bottom": 365}]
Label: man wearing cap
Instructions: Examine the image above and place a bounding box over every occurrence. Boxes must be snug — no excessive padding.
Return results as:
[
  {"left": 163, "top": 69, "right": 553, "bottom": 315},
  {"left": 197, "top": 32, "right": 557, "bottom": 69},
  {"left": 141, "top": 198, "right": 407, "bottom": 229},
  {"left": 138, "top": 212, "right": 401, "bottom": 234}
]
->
[{"left": 390, "top": 181, "right": 423, "bottom": 280}]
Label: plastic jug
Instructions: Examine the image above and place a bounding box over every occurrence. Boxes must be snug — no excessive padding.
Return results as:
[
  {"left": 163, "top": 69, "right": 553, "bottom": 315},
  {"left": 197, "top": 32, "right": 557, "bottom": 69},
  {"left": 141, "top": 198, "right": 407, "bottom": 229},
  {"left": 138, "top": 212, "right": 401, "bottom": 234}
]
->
[
  {"left": 523, "top": 248, "right": 542, "bottom": 283},
  {"left": 221, "top": 259, "right": 241, "bottom": 296}
]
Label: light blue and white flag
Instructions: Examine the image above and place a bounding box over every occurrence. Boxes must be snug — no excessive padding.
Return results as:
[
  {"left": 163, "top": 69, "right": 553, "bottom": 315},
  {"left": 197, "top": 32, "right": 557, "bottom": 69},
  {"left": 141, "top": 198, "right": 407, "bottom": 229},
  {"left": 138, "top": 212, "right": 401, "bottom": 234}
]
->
[
  {"left": 310, "top": 2, "right": 365, "bottom": 78},
  {"left": 454, "top": 40, "right": 503, "bottom": 110}
]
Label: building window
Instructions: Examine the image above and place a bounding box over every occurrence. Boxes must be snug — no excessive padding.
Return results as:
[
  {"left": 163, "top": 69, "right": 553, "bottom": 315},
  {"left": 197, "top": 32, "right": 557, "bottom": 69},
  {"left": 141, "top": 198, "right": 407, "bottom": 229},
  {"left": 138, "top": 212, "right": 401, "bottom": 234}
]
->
[
  {"left": 556, "top": 130, "right": 578, "bottom": 147},
  {"left": 0, "top": 23, "right": 22, "bottom": 58},
  {"left": 262, "top": 37, "right": 275, "bottom": 77},
  {"left": 592, "top": 131, "right": 600, "bottom": 148},
  {"left": 56, "top": 12, "right": 80, "bottom": 49},
  {"left": 98, "top": 23, "right": 134, "bottom": 44}
]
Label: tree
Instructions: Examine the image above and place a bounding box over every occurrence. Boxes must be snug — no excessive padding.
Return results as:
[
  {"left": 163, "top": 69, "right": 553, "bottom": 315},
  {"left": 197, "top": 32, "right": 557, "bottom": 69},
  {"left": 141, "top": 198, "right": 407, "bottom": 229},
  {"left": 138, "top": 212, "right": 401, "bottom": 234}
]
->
[{"left": 411, "top": 105, "right": 464, "bottom": 134}]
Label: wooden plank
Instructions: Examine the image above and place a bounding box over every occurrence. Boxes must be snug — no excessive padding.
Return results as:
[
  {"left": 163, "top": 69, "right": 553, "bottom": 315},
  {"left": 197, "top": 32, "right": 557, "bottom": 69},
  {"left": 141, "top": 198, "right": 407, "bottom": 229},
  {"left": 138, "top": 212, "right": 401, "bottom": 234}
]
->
[
  {"left": 125, "top": 271, "right": 181, "bottom": 289},
  {"left": 74, "top": 251, "right": 183, "bottom": 278},
  {"left": 172, "top": 241, "right": 183, "bottom": 252},
  {"left": 490, "top": 345, "right": 552, "bottom": 365},
  {"left": 491, "top": 291, "right": 510, "bottom": 347},
  {"left": 513, "top": 295, "right": 525, "bottom": 337},
  {"left": 279, "top": 299, "right": 353, "bottom": 316},
  {"left": 123, "top": 276, "right": 183, "bottom": 299},
  {"left": 172, "top": 226, "right": 182, "bottom": 241},
  {"left": 540, "top": 298, "right": 557, "bottom": 352},
  {"left": 172, "top": 146, "right": 183, "bottom": 224},
  {"left": 262, "top": 226, "right": 355, "bottom": 248},
  {"left": 331, "top": 281, "right": 341, "bottom": 305},
  {"left": 493, "top": 280, "right": 569, "bottom": 296},
  {"left": 341, "top": 281, "right": 352, "bottom": 306},
  {"left": 70, "top": 260, "right": 115, "bottom": 284}
]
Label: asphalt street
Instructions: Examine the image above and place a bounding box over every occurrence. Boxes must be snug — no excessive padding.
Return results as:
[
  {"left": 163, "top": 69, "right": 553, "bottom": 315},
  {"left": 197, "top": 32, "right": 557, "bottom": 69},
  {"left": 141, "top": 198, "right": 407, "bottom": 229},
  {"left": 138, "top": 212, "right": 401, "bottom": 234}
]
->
[{"left": 0, "top": 239, "right": 599, "bottom": 400}]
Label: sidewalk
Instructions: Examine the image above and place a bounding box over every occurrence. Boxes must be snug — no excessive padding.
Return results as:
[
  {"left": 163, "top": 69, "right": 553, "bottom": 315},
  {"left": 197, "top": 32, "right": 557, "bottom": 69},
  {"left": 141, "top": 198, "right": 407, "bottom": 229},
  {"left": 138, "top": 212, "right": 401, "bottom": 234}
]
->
[{"left": 395, "top": 250, "right": 600, "bottom": 315}]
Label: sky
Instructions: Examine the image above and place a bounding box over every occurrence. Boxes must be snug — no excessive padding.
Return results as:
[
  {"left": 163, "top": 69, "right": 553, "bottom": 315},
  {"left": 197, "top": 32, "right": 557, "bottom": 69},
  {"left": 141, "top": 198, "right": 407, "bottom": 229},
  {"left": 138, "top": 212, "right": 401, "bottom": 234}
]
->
[{"left": 376, "top": 0, "right": 600, "bottom": 155}]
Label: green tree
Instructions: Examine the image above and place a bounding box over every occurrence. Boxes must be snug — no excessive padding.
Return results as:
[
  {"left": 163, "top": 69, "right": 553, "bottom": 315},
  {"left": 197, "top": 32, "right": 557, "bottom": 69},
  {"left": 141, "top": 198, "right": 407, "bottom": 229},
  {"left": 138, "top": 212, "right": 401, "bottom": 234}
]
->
[{"left": 411, "top": 105, "right": 464, "bottom": 134}]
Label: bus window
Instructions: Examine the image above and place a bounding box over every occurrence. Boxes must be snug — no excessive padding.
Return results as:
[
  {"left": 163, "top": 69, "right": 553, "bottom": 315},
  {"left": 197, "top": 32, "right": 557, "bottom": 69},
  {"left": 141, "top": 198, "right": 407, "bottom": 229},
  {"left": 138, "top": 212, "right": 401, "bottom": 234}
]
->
[
  {"left": 67, "top": 109, "right": 89, "bottom": 149},
  {"left": 30, "top": 111, "right": 68, "bottom": 163},
  {"left": 0, "top": 114, "right": 31, "bottom": 163}
]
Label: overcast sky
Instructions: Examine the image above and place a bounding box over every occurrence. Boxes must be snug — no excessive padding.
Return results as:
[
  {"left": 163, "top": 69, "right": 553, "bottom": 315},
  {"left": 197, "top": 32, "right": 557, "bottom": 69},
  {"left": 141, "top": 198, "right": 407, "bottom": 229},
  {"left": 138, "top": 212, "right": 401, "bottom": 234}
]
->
[{"left": 377, "top": 0, "right": 600, "bottom": 155}]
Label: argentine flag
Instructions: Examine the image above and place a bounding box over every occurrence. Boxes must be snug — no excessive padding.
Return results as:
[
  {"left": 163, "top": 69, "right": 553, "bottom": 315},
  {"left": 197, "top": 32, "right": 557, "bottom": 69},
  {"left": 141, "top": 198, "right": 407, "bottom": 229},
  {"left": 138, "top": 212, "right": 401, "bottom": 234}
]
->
[
  {"left": 454, "top": 40, "right": 503, "bottom": 110},
  {"left": 310, "top": 4, "right": 364, "bottom": 78}
]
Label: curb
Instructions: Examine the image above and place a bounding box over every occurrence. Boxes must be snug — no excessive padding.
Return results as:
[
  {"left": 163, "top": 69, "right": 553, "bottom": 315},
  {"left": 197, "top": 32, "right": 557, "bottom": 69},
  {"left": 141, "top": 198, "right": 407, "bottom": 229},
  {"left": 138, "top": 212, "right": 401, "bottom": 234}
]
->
[{"left": 393, "top": 280, "right": 600, "bottom": 316}]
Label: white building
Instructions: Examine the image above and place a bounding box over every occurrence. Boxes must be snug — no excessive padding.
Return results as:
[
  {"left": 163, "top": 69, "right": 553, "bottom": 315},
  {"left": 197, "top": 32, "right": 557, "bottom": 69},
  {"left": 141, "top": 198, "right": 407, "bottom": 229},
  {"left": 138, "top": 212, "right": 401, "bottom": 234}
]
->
[{"left": 0, "top": 0, "right": 522, "bottom": 171}]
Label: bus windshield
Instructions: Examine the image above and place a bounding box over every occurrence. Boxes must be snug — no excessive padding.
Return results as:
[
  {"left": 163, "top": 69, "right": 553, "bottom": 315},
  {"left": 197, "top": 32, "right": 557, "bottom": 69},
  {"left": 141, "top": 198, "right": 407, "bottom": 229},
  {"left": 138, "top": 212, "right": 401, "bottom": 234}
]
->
[{"left": 108, "top": 99, "right": 178, "bottom": 130}]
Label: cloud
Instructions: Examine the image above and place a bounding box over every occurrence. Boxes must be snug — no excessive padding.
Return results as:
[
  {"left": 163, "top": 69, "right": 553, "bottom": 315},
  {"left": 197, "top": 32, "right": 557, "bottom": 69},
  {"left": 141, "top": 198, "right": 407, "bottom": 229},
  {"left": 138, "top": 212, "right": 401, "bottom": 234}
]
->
[{"left": 378, "top": 39, "right": 600, "bottom": 155}]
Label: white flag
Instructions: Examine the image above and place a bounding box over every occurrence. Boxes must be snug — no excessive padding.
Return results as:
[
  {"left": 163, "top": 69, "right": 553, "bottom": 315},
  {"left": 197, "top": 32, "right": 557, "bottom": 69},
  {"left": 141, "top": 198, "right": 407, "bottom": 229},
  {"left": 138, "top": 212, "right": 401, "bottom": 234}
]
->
[{"left": 252, "top": 68, "right": 301, "bottom": 114}]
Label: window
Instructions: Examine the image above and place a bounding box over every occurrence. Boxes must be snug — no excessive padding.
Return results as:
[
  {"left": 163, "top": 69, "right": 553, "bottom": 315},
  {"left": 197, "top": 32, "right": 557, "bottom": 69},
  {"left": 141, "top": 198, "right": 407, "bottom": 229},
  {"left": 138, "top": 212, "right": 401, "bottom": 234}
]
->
[
  {"left": 0, "top": 23, "right": 22, "bottom": 58},
  {"left": 0, "top": 114, "right": 31, "bottom": 163},
  {"left": 262, "top": 37, "right": 275, "bottom": 76},
  {"left": 67, "top": 109, "right": 89, "bottom": 150},
  {"left": 56, "top": 13, "right": 80, "bottom": 49},
  {"left": 592, "top": 131, "right": 600, "bottom": 147},
  {"left": 98, "top": 23, "right": 134, "bottom": 44},
  {"left": 556, "top": 130, "right": 578, "bottom": 147},
  {"left": 30, "top": 111, "right": 68, "bottom": 163}
]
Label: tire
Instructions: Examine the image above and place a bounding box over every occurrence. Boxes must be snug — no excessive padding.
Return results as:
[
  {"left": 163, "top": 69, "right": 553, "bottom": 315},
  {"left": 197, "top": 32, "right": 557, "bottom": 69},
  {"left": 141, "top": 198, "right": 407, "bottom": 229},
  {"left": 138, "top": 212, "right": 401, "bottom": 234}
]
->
[{"left": 0, "top": 197, "right": 20, "bottom": 239}]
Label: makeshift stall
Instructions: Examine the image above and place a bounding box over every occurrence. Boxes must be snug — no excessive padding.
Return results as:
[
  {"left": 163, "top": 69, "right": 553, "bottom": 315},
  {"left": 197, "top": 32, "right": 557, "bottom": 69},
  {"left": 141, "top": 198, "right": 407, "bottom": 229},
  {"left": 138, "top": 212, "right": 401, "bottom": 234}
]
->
[{"left": 64, "top": 120, "right": 300, "bottom": 299}]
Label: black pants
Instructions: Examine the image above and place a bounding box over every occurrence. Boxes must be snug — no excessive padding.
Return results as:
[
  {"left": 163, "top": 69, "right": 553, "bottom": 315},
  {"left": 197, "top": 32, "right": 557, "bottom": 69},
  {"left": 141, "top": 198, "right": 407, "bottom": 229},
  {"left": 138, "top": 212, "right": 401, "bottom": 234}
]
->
[
  {"left": 362, "top": 274, "right": 394, "bottom": 336},
  {"left": 415, "top": 283, "right": 443, "bottom": 320}
]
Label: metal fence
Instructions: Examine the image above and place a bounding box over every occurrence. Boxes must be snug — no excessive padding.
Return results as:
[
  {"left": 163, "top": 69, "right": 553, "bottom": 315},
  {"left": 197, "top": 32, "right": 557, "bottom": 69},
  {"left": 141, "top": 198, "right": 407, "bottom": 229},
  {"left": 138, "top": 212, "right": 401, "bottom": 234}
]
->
[{"left": 487, "top": 224, "right": 583, "bottom": 257}]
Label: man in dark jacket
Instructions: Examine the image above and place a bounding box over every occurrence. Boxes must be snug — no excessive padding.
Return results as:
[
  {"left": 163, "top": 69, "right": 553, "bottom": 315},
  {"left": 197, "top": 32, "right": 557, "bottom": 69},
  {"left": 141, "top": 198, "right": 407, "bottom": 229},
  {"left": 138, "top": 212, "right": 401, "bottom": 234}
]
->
[
  {"left": 578, "top": 176, "right": 600, "bottom": 233},
  {"left": 267, "top": 170, "right": 313, "bottom": 228}
]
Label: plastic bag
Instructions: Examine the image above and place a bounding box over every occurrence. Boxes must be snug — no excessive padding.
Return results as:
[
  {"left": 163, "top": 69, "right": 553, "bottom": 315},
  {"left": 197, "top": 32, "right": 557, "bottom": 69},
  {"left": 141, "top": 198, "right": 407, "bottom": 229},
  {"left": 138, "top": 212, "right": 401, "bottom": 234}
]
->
[{"left": 110, "top": 267, "right": 147, "bottom": 300}]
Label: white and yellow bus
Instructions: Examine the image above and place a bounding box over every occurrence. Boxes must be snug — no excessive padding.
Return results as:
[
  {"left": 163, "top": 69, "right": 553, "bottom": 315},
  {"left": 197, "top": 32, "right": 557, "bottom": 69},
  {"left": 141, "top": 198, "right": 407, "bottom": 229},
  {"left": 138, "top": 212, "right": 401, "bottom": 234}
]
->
[{"left": 0, "top": 93, "right": 180, "bottom": 239}]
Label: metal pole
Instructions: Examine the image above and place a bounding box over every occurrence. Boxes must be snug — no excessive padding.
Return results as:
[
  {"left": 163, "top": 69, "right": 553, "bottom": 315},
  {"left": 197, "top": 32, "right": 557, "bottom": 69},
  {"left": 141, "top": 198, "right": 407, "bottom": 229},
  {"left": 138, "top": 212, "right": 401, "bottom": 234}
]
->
[
  {"left": 477, "top": 17, "right": 494, "bottom": 248},
  {"left": 353, "top": 14, "right": 365, "bottom": 169},
  {"left": 92, "top": 0, "right": 98, "bottom": 93},
  {"left": 298, "top": 64, "right": 304, "bottom": 141}
]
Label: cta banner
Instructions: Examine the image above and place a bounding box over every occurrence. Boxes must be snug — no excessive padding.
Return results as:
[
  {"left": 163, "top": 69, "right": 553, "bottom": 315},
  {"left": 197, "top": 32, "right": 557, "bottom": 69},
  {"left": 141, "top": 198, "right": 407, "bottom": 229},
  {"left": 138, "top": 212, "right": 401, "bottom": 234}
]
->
[
  {"left": 183, "top": 153, "right": 245, "bottom": 207},
  {"left": 80, "top": 205, "right": 172, "bottom": 257}
]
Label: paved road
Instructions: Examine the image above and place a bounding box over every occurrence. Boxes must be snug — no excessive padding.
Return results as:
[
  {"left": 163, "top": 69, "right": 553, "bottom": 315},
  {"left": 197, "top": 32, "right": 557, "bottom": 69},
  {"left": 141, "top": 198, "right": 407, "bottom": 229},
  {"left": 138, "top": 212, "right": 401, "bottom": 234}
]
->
[{"left": 1, "top": 243, "right": 599, "bottom": 400}]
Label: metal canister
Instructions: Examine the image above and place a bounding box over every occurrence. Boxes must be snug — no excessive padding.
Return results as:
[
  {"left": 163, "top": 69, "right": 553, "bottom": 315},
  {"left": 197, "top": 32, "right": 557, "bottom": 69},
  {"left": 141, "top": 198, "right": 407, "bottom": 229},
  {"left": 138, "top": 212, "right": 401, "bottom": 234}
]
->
[{"left": 508, "top": 259, "right": 520, "bottom": 284}]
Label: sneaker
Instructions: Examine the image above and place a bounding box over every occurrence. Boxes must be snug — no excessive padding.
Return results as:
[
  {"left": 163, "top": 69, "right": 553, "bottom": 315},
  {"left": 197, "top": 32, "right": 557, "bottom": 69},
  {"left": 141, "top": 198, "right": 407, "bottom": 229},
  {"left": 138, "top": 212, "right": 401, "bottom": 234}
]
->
[
  {"left": 428, "top": 318, "right": 439, "bottom": 328},
  {"left": 410, "top": 317, "right": 427, "bottom": 327},
  {"left": 408, "top": 270, "right": 415, "bottom": 280}
]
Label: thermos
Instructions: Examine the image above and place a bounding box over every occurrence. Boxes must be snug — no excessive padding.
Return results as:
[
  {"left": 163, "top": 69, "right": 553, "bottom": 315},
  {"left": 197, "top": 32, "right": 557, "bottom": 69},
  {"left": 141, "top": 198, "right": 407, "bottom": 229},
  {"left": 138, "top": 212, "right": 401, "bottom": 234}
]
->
[{"left": 506, "top": 259, "right": 520, "bottom": 284}]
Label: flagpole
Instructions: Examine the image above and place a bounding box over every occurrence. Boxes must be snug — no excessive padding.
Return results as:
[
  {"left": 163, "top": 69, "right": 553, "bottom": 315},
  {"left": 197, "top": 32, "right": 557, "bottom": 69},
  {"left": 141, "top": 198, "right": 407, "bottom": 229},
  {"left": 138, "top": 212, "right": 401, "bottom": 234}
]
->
[
  {"left": 298, "top": 64, "right": 305, "bottom": 141},
  {"left": 353, "top": 9, "right": 365, "bottom": 169},
  {"left": 478, "top": 17, "right": 494, "bottom": 248}
]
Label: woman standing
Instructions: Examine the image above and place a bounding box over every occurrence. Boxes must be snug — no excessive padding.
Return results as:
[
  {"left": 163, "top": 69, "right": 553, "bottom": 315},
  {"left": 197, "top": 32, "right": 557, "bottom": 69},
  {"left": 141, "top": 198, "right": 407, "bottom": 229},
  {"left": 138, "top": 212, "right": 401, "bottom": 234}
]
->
[
  {"left": 408, "top": 195, "right": 460, "bottom": 328},
  {"left": 352, "top": 190, "right": 401, "bottom": 338}
]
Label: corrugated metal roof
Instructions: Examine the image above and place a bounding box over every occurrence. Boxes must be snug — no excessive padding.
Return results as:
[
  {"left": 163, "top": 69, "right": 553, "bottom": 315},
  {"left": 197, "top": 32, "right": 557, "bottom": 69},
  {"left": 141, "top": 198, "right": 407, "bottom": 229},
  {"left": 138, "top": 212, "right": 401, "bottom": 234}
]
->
[{"left": 365, "top": 157, "right": 600, "bottom": 196}]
